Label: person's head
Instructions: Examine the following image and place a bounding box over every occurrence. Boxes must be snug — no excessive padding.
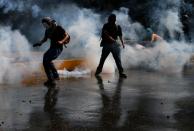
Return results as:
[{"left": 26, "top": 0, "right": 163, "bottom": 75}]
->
[
  {"left": 108, "top": 14, "right": 116, "bottom": 24},
  {"left": 146, "top": 28, "right": 153, "bottom": 36},
  {"left": 41, "top": 17, "right": 56, "bottom": 29}
]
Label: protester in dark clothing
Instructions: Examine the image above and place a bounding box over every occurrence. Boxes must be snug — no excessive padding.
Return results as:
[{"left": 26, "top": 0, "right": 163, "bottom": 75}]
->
[
  {"left": 140, "top": 28, "right": 162, "bottom": 47},
  {"left": 33, "top": 17, "right": 69, "bottom": 85},
  {"left": 95, "top": 14, "right": 127, "bottom": 78}
]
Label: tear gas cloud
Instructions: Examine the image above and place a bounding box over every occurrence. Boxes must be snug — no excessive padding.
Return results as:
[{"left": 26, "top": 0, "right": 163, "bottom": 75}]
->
[
  {"left": 0, "top": 0, "right": 194, "bottom": 83},
  {"left": 0, "top": 26, "right": 39, "bottom": 84},
  {"left": 0, "top": 0, "right": 41, "bottom": 17},
  {"left": 114, "top": 7, "right": 194, "bottom": 73}
]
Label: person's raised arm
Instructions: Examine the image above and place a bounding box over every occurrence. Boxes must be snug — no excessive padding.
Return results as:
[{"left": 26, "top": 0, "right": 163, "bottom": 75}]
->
[
  {"left": 151, "top": 33, "right": 163, "bottom": 43},
  {"left": 119, "top": 36, "right": 125, "bottom": 48},
  {"left": 118, "top": 25, "right": 125, "bottom": 48},
  {"left": 33, "top": 32, "right": 48, "bottom": 47}
]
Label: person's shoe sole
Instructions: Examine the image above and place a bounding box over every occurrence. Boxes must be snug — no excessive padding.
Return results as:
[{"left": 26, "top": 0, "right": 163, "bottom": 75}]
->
[{"left": 95, "top": 72, "right": 101, "bottom": 76}]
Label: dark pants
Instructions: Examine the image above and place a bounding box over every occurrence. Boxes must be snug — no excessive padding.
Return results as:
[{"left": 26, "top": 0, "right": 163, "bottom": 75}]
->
[
  {"left": 43, "top": 48, "right": 62, "bottom": 80},
  {"left": 96, "top": 43, "right": 123, "bottom": 74}
]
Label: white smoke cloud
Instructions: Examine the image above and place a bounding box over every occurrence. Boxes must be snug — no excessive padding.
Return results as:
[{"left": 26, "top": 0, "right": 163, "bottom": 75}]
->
[
  {"left": 150, "top": 0, "right": 185, "bottom": 39},
  {"left": 0, "top": 26, "right": 39, "bottom": 84},
  {"left": 31, "top": 5, "right": 41, "bottom": 17},
  {"left": 112, "top": 7, "right": 193, "bottom": 73},
  {"left": 0, "top": 2, "right": 193, "bottom": 84},
  {"left": 58, "top": 68, "right": 91, "bottom": 78},
  {"left": 122, "top": 40, "right": 194, "bottom": 73},
  {"left": 160, "top": 10, "right": 184, "bottom": 39},
  {"left": 113, "top": 7, "right": 145, "bottom": 41},
  {"left": 0, "top": 0, "right": 41, "bottom": 17}
]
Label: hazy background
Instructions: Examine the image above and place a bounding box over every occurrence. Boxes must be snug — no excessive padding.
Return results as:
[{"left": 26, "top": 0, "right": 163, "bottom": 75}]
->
[{"left": 0, "top": 0, "right": 194, "bottom": 83}]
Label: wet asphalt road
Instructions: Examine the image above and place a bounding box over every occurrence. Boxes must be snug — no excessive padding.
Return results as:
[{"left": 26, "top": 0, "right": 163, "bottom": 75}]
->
[{"left": 0, "top": 70, "right": 194, "bottom": 131}]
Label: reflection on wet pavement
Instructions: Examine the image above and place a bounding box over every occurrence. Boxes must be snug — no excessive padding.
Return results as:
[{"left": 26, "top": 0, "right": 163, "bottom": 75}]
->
[
  {"left": 96, "top": 76, "right": 123, "bottom": 130},
  {"left": 0, "top": 70, "right": 194, "bottom": 130}
]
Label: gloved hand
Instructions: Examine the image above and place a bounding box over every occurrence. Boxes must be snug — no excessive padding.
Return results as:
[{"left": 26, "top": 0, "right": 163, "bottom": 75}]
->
[{"left": 33, "top": 43, "right": 41, "bottom": 47}]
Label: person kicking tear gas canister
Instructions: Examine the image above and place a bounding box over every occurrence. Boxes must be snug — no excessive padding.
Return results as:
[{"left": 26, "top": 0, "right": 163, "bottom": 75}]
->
[
  {"left": 139, "top": 28, "right": 163, "bottom": 48},
  {"left": 95, "top": 14, "right": 127, "bottom": 78},
  {"left": 33, "top": 17, "right": 70, "bottom": 86}
]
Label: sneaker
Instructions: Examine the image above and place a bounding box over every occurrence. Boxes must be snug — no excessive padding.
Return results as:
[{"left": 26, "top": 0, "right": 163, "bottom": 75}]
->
[
  {"left": 44, "top": 80, "right": 56, "bottom": 86},
  {"left": 95, "top": 72, "right": 101, "bottom": 76},
  {"left": 54, "top": 77, "right": 60, "bottom": 81},
  {"left": 119, "top": 73, "right": 127, "bottom": 78},
  {"left": 53, "top": 73, "right": 60, "bottom": 80}
]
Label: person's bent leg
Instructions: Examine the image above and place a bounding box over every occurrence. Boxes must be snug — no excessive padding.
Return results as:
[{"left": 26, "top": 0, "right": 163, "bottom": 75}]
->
[
  {"left": 50, "top": 62, "right": 59, "bottom": 80},
  {"left": 43, "top": 56, "right": 56, "bottom": 86},
  {"left": 49, "top": 48, "right": 62, "bottom": 80},
  {"left": 95, "top": 46, "right": 110, "bottom": 76},
  {"left": 43, "top": 50, "right": 54, "bottom": 81}
]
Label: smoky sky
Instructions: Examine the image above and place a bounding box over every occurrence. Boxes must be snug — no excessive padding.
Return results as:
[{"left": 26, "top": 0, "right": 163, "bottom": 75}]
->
[{"left": 0, "top": 0, "right": 194, "bottom": 43}]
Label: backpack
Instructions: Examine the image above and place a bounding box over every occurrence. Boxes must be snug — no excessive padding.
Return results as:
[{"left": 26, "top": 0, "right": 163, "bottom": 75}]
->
[
  {"left": 63, "top": 33, "right": 70, "bottom": 48},
  {"left": 64, "top": 33, "right": 70, "bottom": 44}
]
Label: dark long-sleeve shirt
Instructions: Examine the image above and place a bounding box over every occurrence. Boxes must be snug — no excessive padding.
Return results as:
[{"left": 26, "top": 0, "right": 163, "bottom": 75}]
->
[{"left": 44, "top": 25, "right": 66, "bottom": 49}]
